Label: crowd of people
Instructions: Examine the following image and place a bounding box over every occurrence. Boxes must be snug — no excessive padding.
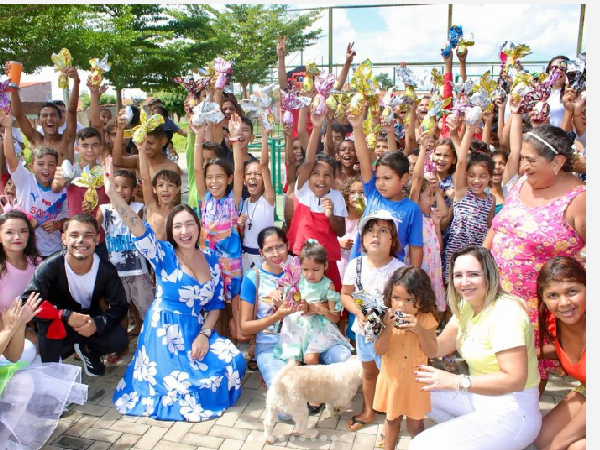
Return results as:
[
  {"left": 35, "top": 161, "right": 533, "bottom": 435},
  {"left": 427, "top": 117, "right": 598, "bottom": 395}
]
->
[{"left": 0, "top": 33, "right": 586, "bottom": 450}]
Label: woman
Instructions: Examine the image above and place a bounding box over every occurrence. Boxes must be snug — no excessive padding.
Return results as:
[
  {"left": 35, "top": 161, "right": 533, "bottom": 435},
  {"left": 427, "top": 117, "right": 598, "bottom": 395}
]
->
[
  {"left": 410, "top": 246, "right": 541, "bottom": 450},
  {"left": 484, "top": 124, "right": 585, "bottom": 390},
  {"left": 105, "top": 156, "right": 246, "bottom": 422},
  {"left": 545, "top": 56, "right": 570, "bottom": 128},
  {"left": 535, "top": 257, "right": 586, "bottom": 450},
  {"left": 1, "top": 293, "right": 88, "bottom": 449},
  {"left": 0, "top": 210, "right": 41, "bottom": 363},
  {"left": 239, "top": 226, "right": 350, "bottom": 390}
]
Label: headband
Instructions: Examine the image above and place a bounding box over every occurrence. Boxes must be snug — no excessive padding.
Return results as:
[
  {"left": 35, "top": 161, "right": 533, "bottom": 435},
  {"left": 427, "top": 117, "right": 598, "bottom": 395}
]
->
[{"left": 525, "top": 132, "right": 559, "bottom": 155}]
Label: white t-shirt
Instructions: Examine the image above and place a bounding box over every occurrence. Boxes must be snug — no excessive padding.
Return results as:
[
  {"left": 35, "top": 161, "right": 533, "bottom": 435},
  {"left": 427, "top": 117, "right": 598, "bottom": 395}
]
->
[
  {"left": 64, "top": 253, "right": 100, "bottom": 309},
  {"left": 548, "top": 88, "right": 565, "bottom": 128},
  {"left": 343, "top": 256, "right": 405, "bottom": 335},
  {"left": 100, "top": 203, "right": 148, "bottom": 277},
  {"left": 240, "top": 196, "right": 274, "bottom": 249},
  {"left": 295, "top": 180, "right": 348, "bottom": 217},
  {"left": 9, "top": 163, "right": 69, "bottom": 256}
]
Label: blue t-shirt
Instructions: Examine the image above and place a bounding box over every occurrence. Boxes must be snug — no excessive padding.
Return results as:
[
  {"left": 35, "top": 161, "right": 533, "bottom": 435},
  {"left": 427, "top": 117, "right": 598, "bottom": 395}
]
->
[{"left": 350, "top": 176, "right": 424, "bottom": 261}]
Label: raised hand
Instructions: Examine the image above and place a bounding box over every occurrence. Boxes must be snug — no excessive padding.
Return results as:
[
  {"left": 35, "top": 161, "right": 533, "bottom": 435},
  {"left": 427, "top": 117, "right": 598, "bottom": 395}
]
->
[
  {"left": 310, "top": 109, "right": 326, "bottom": 129},
  {"left": 103, "top": 155, "right": 116, "bottom": 195},
  {"left": 320, "top": 197, "right": 334, "bottom": 218},
  {"left": 117, "top": 108, "right": 128, "bottom": 130},
  {"left": 277, "top": 36, "right": 288, "bottom": 59},
  {"left": 228, "top": 113, "right": 242, "bottom": 139},
  {"left": 0, "top": 111, "right": 12, "bottom": 128},
  {"left": 65, "top": 66, "right": 80, "bottom": 82},
  {"left": 346, "top": 42, "right": 356, "bottom": 63},
  {"left": 456, "top": 48, "right": 468, "bottom": 63}
]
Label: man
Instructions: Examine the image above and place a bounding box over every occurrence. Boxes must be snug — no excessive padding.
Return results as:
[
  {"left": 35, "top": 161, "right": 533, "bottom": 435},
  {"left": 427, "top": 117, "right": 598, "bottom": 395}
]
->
[
  {"left": 23, "top": 214, "right": 128, "bottom": 376},
  {"left": 37, "top": 100, "right": 85, "bottom": 136}
]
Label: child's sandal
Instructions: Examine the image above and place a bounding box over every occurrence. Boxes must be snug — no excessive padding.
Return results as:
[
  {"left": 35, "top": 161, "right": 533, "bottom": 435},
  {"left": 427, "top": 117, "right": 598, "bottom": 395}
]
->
[{"left": 375, "top": 433, "right": 385, "bottom": 448}]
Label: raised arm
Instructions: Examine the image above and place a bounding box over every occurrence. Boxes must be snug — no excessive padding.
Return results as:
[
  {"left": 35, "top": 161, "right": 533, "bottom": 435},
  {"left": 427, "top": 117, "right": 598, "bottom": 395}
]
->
[
  {"left": 324, "top": 112, "right": 336, "bottom": 157},
  {"left": 296, "top": 110, "right": 325, "bottom": 190},
  {"left": 454, "top": 123, "right": 476, "bottom": 200},
  {"left": 335, "top": 42, "right": 356, "bottom": 91},
  {"left": 560, "top": 84, "right": 576, "bottom": 132},
  {"left": 259, "top": 122, "right": 275, "bottom": 206},
  {"left": 495, "top": 97, "right": 507, "bottom": 150},
  {"left": 277, "top": 36, "right": 288, "bottom": 90},
  {"left": 500, "top": 110, "right": 513, "bottom": 151},
  {"left": 104, "top": 156, "right": 146, "bottom": 237},
  {"left": 409, "top": 138, "right": 428, "bottom": 201},
  {"left": 297, "top": 105, "right": 310, "bottom": 153},
  {"left": 573, "top": 93, "right": 586, "bottom": 136},
  {"left": 505, "top": 100, "right": 522, "bottom": 184},
  {"left": 0, "top": 112, "right": 18, "bottom": 173},
  {"left": 229, "top": 114, "right": 244, "bottom": 206},
  {"left": 212, "top": 87, "right": 225, "bottom": 145},
  {"left": 137, "top": 139, "right": 157, "bottom": 211},
  {"left": 9, "top": 82, "right": 40, "bottom": 145},
  {"left": 404, "top": 99, "right": 418, "bottom": 155},
  {"left": 191, "top": 122, "right": 207, "bottom": 201},
  {"left": 481, "top": 110, "right": 493, "bottom": 144},
  {"left": 112, "top": 109, "right": 138, "bottom": 169},
  {"left": 283, "top": 124, "right": 297, "bottom": 187},
  {"left": 457, "top": 49, "right": 467, "bottom": 83},
  {"left": 64, "top": 67, "right": 81, "bottom": 162},
  {"left": 346, "top": 107, "right": 372, "bottom": 182}
]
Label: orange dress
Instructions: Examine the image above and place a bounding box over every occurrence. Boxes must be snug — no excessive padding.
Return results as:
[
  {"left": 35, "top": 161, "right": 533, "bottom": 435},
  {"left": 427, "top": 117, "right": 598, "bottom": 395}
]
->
[{"left": 373, "top": 312, "right": 438, "bottom": 420}]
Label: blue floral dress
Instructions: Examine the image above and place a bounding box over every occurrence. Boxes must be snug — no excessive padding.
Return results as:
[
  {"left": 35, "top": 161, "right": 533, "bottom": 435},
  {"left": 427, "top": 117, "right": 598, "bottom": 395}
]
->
[{"left": 113, "top": 224, "right": 246, "bottom": 422}]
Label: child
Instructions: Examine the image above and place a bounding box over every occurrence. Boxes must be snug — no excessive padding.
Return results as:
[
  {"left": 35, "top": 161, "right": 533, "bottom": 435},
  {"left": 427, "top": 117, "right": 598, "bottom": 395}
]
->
[
  {"left": 432, "top": 137, "right": 457, "bottom": 210},
  {"left": 238, "top": 121, "right": 275, "bottom": 273},
  {"left": 117, "top": 112, "right": 181, "bottom": 241},
  {"left": 489, "top": 149, "right": 508, "bottom": 214},
  {"left": 273, "top": 241, "right": 351, "bottom": 369},
  {"left": 1, "top": 112, "right": 68, "bottom": 258},
  {"left": 442, "top": 123, "right": 495, "bottom": 284},
  {"left": 0, "top": 176, "right": 16, "bottom": 213},
  {"left": 287, "top": 110, "right": 347, "bottom": 290},
  {"left": 408, "top": 141, "right": 447, "bottom": 313},
  {"left": 374, "top": 266, "right": 439, "bottom": 449},
  {"left": 97, "top": 169, "right": 154, "bottom": 341},
  {"left": 347, "top": 109, "right": 423, "bottom": 267},
  {"left": 340, "top": 209, "right": 404, "bottom": 432},
  {"left": 333, "top": 139, "right": 359, "bottom": 189},
  {"left": 192, "top": 114, "right": 243, "bottom": 309},
  {"left": 337, "top": 177, "right": 363, "bottom": 281}
]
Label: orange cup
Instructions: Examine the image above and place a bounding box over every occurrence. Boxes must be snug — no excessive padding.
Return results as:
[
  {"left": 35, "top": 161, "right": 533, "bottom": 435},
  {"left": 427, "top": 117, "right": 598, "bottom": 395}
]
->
[{"left": 7, "top": 61, "right": 22, "bottom": 91}]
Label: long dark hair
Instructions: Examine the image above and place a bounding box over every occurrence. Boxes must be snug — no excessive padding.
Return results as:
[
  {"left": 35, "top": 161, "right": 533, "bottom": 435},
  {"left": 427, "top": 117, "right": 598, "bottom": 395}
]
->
[
  {"left": 0, "top": 211, "right": 41, "bottom": 281},
  {"left": 538, "top": 256, "right": 586, "bottom": 358},
  {"left": 383, "top": 266, "right": 439, "bottom": 317},
  {"left": 165, "top": 204, "right": 201, "bottom": 249}
]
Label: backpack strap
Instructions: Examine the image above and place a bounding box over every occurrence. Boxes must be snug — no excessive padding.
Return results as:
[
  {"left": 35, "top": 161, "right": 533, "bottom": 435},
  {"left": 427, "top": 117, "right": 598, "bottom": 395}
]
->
[
  {"left": 356, "top": 257, "right": 364, "bottom": 291},
  {"left": 252, "top": 266, "right": 260, "bottom": 320}
]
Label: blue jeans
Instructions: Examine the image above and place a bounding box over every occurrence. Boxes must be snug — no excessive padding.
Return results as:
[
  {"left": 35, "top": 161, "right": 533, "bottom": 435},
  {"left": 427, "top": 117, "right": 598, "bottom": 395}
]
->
[{"left": 256, "top": 341, "right": 352, "bottom": 389}]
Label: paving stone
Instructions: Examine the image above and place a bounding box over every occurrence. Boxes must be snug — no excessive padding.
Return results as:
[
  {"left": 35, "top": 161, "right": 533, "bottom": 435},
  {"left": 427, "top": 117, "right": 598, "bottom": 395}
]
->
[
  {"left": 189, "top": 419, "right": 216, "bottom": 435},
  {"left": 65, "top": 415, "right": 100, "bottom": 437},
  {"left": 53, "top": 435, "right": 93, "bottom": 450},
  {"left": 72, "top": 403, "right": 111, "bottom": 417},
  {"left": 163, "top": 422, "right": 194, "bottom": 442},
  {"left": 151, "top": 442, "right": 196, "bottom": 450},
  {"left": 113, "top": 433, "right": 142, "bottom": 447},
  {"left": 41, "top": 445, "right": 65, "bottom": 450},
  {"left": 351, "top": 433, "right": 376, "bottom": 449},
  {"left": 239, "top": 430, "right": 269, "bottom": 450},
  {"left": 81, "top": 427, "right": 122, "bottom": 444},
  {"left": 137, "top": 416, "right": 174, "bottom": 428},
  {"left": 180, "top": 434, "right": 224, "bottom": 448},
  {"left": 234, "top": 418, "right": 265, "bottom": 431},
  {"left": 86, "top": 442, "right": 111, "bottom": 450},
  {"left": 48, "top": 421, "right": 71, "bottom": 444},
  {"left": 110, "top": 421, "right": 151, "bottom": 435},
  {"left": 208, "top": 424, "right": 251, "bottom": 441},
  {"left": 285, "top": 434, "right": 331, "bottom": 450},
  {"left": 93, "top": 408, "right": 124, "bottom": 429},
  {"left": 218, "top": 439, "right": 245, "bottom": 450},
  {"left": 133, "top": 427, "right": 168, "bottom": 449}
]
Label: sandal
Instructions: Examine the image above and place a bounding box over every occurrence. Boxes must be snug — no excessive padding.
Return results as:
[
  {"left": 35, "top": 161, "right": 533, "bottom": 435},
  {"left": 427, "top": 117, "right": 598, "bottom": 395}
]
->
[
  {"left": 346, "top": 415, "right": 373, "bottom": 431},
  {"left": 376, "top": 433, "right": 385, "bottom": 448},
  {"left": 106, "top": 350, "right": 127, "bottom": 365},
  {"left": 441, "top": 354, "right": 457, "bottom": 372},
  {"left": 247, "top": 359, "right": 258, "bottom": 371},
  {"left": 259, "top": 375, "right": 267, "bottom": 388}
]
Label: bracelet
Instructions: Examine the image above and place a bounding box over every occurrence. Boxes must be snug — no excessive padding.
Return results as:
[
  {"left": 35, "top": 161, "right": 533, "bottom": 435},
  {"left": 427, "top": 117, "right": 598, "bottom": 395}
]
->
[
  {"left": 574, "top": 113, "right": 582, "bottom": 117},
  {"left": 230, "top": 135, "right": 243, "bottom": 143}
]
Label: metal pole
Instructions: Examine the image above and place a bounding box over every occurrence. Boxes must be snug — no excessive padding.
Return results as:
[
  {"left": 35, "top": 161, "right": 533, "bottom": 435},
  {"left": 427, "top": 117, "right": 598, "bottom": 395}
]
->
[
  {"left": 447, "top": 4, "right": 453, "bottom": 33},
  {"left": 328, "top": 7, "right": 333, "bottom": 72},
  {"left": 576, "top": 4, "right": 585, "bottom": 55}
]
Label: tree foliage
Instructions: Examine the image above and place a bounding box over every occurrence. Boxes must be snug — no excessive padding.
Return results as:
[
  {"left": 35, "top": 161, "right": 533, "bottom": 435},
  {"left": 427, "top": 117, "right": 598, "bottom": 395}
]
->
[{"left": 374, "top": 73, "right": 394, "bottom": 90}]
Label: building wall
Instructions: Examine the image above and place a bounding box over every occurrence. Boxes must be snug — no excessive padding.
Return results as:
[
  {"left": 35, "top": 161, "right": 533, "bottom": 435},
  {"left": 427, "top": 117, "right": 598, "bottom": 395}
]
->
[{"left": 20, "top": 82, "right": 52, "bottom": 103}]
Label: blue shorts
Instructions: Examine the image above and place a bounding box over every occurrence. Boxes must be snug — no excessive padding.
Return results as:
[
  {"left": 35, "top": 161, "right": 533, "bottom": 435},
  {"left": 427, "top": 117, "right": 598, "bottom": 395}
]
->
[{"left": 356, "top": 333, "right": 381, "bottom": 370}]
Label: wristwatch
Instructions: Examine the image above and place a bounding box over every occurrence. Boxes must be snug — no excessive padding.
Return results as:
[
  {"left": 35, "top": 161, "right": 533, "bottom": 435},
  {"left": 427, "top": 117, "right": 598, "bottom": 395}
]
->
[
  {"left": 458, "top": 374, "right": 472, "bottom": 392},
  {"left": 199, "top": 328, "right": 212, "bottom": 338}
]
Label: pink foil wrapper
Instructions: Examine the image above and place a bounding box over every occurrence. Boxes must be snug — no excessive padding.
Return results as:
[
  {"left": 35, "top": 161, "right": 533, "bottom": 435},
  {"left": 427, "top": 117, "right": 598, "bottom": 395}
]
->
[
  {"left": 213, "top": 57, "right": 233, "bottom": 89},
  {"left": 313, "top": 72, "right": 336, "bottom": 115}
]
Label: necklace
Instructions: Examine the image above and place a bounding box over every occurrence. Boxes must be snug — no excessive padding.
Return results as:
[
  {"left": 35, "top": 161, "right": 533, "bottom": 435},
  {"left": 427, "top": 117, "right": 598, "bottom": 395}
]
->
[{"left": 246, "top": 198, "right": 259, "bottom": 230}]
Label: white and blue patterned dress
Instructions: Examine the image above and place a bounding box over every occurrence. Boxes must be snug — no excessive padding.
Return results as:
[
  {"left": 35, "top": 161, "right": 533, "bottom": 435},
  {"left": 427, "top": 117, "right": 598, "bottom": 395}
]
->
[{"left": 113, "top": 224, "right": 246, "bottom": 422}]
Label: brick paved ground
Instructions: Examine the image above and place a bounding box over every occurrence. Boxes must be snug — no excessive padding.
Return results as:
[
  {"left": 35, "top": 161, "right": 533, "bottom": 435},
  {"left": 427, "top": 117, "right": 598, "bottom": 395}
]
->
[{"left": 40, "top": 337, "right": 578, "bottom": 450}]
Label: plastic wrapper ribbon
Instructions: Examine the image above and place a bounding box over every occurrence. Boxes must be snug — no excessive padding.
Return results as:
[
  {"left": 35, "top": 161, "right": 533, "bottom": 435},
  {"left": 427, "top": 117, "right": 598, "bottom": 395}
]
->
[
  {"left": 72, "top": 165, "right": 105, "bottom": 211},
  {"left": 395, "top": 66, "right": 421, "bottom": 104},
  {"left": 131, "top": 109, "right": 165, "bottom": 145},
  {"left": 381, "top": 88, "right": 401, "bottom": 125},
  {"left": 441, "top": 25, "right": 463, "bottom": 57},
  {"left": 352, "top": 290, "right": 387, "bottom": 342},
  {"left": 566, "top": 53, "right": 586, "bottom": 92},
  {"left": 363, "top": 106, "right": 382, "bottom": 149},
  {"left": 349, "top": 59, "right": 379, "bottom": 114},
  {"left": 457, "top": 33, "right": 475, "bottom": 57},
  {"left": 61, "top": 159, "right": 74, "bottom": 180},
  {"left": 212, "top": 57, "right": 233, "bottom": 89},
  {"left": 350, "top": 193, "right": 366, "bottom": 216},
  {"left": 240, "top": 83, "right": 278, "bottom": 131},
  {"left": 51, "top": 48, "right": 73, "bottom": 89},
  {"left": 280, "top": 87, "right": 311, "bottom": 127},
  {"left": 500, "top": 41, "right": 532, "bottom": 76},
  {"left": 515, "top": 67, "right": 562, "bottom": 121},
  {"left": 278, "top": 256, "right": 302, "bottom": 306},
  {"left": 326, "top": 90, "right": 353, "bottom": 121},
  {"left": 303, "top": 60, "right": 321, "bottom": 92},
  {"left": 191, "top": 97, "right": 225, "bottom": 127},
  {"left": 0, "top": 80, "right": 10, "bottom": 115},
  {"left": 312, "top": 72, "right": 336, "bottom": 115},
  {"left": 89, "top": 54, "right": 111, "bottom": 86},
  {"left": 173, "top": 75, "right": 211, "bottom": 113}
]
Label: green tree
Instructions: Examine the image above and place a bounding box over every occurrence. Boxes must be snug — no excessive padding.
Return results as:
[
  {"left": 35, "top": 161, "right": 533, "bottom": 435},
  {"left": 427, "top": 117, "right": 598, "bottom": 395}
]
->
[
  {"left": 150, "top": 91, "right": 187, "bottom": 117},
  {"left": 374, "top": 72, "right": 394, "bottom": 90},
  {"left": 193, "top": 4, "right": 322, "bottom": 98}
]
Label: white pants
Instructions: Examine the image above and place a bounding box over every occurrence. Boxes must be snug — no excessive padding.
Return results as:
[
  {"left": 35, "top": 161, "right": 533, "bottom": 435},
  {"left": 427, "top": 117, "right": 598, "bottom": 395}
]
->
[
  {"left": 410, "top": 387, "right": 541, "bottom": 450},
  {"left": 242, "top": 251, "right": 263, "bottom": 274}
]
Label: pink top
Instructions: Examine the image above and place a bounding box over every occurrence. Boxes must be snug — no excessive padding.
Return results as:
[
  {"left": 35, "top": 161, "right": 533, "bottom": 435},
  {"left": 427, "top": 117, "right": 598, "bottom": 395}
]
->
[{"left": 0, "top": 259, "right": 38, "bottom": 309}]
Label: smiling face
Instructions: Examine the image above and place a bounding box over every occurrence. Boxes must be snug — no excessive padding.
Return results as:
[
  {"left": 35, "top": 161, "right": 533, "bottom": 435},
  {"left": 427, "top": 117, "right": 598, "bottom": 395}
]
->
[
  {"left": 0, "top": 218, "right": 29, "bottom": 254},
  {"left": 221, "top": 100, "right": 236, "bottom": 121},
  {"left": 153, "top": 175, "right": 180, "bottom": 206},
  {"left": 337, "top": 141, "right": 357, "bottom": 169},
  {"left": 418, "top": 185, "right": 435, "bottom": 215},
  {"left": 520, "top": 142, "right": 562, "bottom": 189},
  {"left": 309, "top": 160, "right": 335, "bottom": 198},
  {"left": 542, "top": 280, "right": 586, "bottom": 326},
  {"left": 491, "top": 154, "right": 507, "bottom": 184},
  {"left": 146, "top": 134, "right": 167, "bottom": 157},
  {"left": 374, "top": 140, "right": 388, "bottom": 160},
  {"left": 100, "top": 110, "right": 112, "bottom": 128},
  {"left": 244, "top": 161, "right": 264, "bottom": 197},
  {"left": 433, "top": 144, "right": 456, "bottom": 177},
  {"left": 417, "top": 98, "right": 430, "bottom": 119},
  {"left": 114, "top": 176, "right": 134, "bottom": 203},
  {"left": 31, "top": 154, "right": 57, "bottom": 187},
  {"left": 301, "top": 257, "right": 326, "bottom": 283},
  {"left": 259, "top": 233, "right": 288, "bottom": 269},
  {"left": 452, "top": 254, "right": 487, "bottom": 311},
  {"left": 466, "top": 164, "right": 491, "bottom": 194},
  {"left": 3, "top": 178, "right": 16, "bottom": 200},
  {"left": 39, "top": 107, "right": 61, "bottom": 136},
  {"left": 205, "top": 164, "right": 232, "bottom": 199},
  {"left": 292, "top": 139, "right": 304, "bottom": 163},
  {"left": 171, "top": 210, "right": 199, "bottom": 249},
  {"left": 63, "top": 220, "right": 99, "bottom": 261}
]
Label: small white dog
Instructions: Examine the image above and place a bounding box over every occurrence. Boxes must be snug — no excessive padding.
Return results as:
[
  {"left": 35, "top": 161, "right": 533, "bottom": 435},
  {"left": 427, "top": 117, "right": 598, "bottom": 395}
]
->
[{"left": 264, "top": 356, "right": 363, "bottom": 443}]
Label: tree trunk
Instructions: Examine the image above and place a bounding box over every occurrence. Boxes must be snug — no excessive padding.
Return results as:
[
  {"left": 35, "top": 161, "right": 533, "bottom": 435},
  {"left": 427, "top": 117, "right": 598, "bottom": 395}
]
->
[
  {"left": 116, "top": 87, "right": 123, "bottom": 112},
  {"left": 241, "top": 82, "right": 248, "bottom": 99}
]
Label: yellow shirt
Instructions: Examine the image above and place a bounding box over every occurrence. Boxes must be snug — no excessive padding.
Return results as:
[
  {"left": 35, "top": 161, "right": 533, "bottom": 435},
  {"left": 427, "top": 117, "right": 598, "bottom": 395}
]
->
[{"left": 452, "top": 294, "right": 540, "bottom": 390}]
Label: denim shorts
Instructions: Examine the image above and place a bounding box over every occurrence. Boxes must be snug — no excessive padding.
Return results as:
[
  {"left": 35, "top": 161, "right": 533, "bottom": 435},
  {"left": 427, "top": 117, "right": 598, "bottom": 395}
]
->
[{"left": 356, "top": 333, "right": 381, "bottom": 369}]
